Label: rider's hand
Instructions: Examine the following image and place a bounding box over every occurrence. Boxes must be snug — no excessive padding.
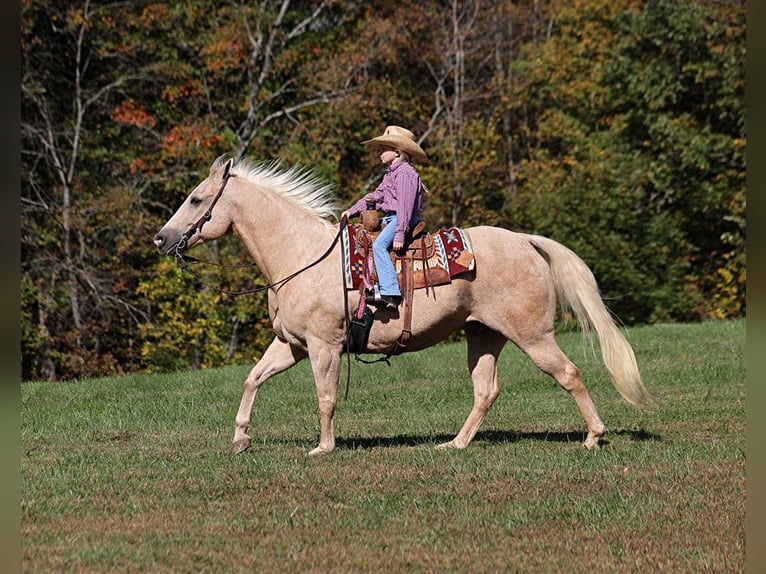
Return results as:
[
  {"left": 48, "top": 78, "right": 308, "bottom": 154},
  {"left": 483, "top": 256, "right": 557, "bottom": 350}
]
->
[{"left": 393, "top": 240, "right": 403, "bottom": 251}]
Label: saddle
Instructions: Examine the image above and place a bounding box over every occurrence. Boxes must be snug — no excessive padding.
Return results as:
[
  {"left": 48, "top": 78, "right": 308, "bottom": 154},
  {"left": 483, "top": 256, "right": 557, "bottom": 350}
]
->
[
  {"left": 347, "top": 209, "right": 475, "bottom": 356},
  {"left": 353, "top": 219, "right": 451, "bottom": 291},
  {"left": 360, "top": 213, "right": 435, "bottom": 258}
]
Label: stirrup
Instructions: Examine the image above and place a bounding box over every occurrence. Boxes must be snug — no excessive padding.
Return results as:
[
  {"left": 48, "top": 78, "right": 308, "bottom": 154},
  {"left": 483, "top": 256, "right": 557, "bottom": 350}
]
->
[{"left": 365, "top": 284, "right": 382, "bottom": 303}]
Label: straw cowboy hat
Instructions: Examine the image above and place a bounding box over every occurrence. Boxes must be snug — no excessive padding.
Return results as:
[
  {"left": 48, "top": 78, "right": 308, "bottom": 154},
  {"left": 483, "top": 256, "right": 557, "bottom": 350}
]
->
[{"left": 361, "top": 125, "right": 428, "bottom": 163}]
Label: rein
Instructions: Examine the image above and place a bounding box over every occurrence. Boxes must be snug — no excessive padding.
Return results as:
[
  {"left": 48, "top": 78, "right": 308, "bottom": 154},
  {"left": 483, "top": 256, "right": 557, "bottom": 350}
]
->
[
  {"left": 173, "top": 219, "right": 345, "bottom": 297},
  {"left": 170, "top": 164, "right": 354, "bottom": 397},
  {"left": 172, "top": 158, "right": 343, "bottom": 297}
]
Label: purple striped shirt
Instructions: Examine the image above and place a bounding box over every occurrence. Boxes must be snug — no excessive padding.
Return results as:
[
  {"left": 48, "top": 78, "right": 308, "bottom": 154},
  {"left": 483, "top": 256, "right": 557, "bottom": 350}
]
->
[{"left": 347, "top": 161, "right": 424, "bottom": 243}]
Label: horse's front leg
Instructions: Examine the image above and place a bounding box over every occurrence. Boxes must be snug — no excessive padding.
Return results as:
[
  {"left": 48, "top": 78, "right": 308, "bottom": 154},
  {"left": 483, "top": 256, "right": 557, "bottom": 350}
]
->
[
  {"left": 306, "top": 341, "right": 344, "bottom": 456},
  {"left": 233, "top": 337, "right": 306, "bottom": 454}
]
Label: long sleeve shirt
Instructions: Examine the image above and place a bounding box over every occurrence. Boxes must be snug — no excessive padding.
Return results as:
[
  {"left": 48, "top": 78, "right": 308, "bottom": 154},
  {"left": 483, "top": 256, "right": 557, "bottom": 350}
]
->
[{"left": 346, "top": 161, "right": 424, "bottom": 243}]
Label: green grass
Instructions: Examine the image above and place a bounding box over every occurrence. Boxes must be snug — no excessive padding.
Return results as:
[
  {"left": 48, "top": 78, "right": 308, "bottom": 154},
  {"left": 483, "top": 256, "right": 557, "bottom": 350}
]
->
[{"left": 22, "top": 320, "right": 745, "bottom": 573}]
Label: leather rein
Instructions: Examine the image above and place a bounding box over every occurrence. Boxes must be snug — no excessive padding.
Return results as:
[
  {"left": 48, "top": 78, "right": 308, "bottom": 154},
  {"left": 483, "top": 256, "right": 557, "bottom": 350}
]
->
[
  {"left": 170, "top": 160, "right": 355, "bottom": 397},
  {"left": 172, "top": 159, "right": 345, "bottom": 298}
]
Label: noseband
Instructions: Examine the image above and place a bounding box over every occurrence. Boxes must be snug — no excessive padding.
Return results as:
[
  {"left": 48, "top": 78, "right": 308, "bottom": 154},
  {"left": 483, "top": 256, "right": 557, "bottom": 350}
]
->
[{"left": 174, "top": 158, "right": 235, "bottom": 262}]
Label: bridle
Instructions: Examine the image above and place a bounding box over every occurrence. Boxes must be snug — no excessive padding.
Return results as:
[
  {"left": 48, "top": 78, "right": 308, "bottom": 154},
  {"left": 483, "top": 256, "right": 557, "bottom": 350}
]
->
[
  {"left": 171, "top": 158, "right": 346, "bottom": 296},
  {"left": 169, "top": 158, "right": 355, "bottom": 396},
  {"left": 174, "top": 158, "right": 235, "bottom": 261},
  {"left": 173, "top": 159, "right": 347, "bottom": 295}
]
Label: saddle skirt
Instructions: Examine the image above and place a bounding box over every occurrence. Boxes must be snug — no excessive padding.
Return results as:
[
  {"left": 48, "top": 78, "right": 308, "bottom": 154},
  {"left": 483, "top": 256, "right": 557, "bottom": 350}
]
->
[{"left": 341, "top": 223, "right": 475, "bottom": 291}]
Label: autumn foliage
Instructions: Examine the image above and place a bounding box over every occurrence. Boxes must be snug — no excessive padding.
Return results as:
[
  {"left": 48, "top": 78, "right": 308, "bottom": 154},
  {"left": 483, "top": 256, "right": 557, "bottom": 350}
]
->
[{"left": 21, "top": 0, "right": 745, "bottom": 380}]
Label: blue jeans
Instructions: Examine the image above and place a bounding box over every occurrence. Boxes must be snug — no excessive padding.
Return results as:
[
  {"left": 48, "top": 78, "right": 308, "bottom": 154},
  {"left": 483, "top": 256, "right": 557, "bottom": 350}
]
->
[{"left": 373, "top": 213, "right": 419, "bottom": 296}]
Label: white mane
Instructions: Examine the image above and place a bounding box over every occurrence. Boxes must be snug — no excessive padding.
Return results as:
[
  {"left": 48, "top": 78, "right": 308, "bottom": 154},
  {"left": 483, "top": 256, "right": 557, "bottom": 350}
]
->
[{"left": 231, "top": 160, "right": 340, "bottom": 221}]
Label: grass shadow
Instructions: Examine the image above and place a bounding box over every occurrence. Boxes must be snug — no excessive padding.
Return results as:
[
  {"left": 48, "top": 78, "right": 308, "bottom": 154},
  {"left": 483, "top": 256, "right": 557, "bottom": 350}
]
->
[{"left": 334, "top": 427, "right": 661, "bottom": 450}]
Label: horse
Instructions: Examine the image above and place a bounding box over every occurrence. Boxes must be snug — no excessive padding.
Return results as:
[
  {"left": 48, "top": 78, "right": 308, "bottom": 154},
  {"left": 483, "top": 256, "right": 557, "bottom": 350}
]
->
[{"left": 153, "top": 156, "right": 654, "bottom": 456}]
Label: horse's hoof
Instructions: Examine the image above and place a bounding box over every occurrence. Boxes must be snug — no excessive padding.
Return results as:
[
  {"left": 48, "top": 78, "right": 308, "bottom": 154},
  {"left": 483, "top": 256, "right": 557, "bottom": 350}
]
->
[
  {"left": 307, "top": 445, "right": 333, "bottom": 456},
  {"left": 233, "top": 438, "right": 251, "bottom": 454},
  {"left": 582, "top": 438, "right": 601, "bottom": 451},
  {"left": 435, "top": 440, "right": 456, "bottom": 450}
]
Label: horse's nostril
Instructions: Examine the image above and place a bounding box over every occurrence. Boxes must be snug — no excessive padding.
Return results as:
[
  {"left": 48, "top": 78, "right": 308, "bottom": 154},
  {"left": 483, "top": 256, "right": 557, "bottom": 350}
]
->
[{"left": 153, "top": 234, "right": 165, "bottom": 247}]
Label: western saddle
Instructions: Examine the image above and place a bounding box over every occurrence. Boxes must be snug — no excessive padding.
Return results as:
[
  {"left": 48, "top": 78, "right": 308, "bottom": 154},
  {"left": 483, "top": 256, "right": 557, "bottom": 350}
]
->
[{"left": 354, "top": 209, "right": 435, "bottom": 356}]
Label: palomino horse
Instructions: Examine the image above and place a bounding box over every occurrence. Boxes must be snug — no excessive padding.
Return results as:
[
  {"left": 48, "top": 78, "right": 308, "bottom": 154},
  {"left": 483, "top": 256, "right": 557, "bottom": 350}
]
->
[{"left": 153, "top": 156, "right": 653, "bottom": 456}]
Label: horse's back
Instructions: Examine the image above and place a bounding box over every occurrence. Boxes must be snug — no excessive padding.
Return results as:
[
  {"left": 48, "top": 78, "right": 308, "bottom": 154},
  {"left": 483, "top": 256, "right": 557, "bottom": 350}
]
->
[
  {"left": 375, "top": 226, "right": 559, "bottom": 347},
  {"left": 463, "top": 226, "right": 555, "bottom": 289}
]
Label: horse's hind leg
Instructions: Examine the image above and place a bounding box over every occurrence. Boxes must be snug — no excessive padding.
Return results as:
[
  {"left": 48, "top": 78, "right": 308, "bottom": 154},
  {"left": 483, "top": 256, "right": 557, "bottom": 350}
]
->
[
  {"left": 437, "top": 326, "right": 506, "bottom": 450},
  {"left": 233, "top": 337, "right": 307, "bottom": 454},
  {"left": 520, "top": 334, "right": 606, "bottom": 450}
]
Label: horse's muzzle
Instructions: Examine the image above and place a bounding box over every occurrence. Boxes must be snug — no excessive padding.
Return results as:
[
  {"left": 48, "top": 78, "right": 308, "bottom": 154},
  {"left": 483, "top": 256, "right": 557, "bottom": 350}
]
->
[{"left": 153, "top": 232, "right": 173, "bottom": 254}]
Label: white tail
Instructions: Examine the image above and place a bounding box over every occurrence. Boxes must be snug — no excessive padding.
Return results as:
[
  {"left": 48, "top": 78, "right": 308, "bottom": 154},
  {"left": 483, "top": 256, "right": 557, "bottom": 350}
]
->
[{"left": 525, "top": 234, "right": 655, "bottom": 410}]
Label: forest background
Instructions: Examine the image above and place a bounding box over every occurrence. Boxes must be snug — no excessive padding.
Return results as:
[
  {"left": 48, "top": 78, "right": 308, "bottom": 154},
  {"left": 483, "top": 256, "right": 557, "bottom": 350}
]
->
[{"left": 20, "top": 0, "right": 746, "bottom": 381}]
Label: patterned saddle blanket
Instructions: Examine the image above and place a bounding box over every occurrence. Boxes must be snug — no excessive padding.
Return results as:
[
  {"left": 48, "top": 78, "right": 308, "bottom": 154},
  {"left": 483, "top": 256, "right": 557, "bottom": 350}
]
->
[{"left": 341, "top": 223, "right": 475, "bottom": 291}]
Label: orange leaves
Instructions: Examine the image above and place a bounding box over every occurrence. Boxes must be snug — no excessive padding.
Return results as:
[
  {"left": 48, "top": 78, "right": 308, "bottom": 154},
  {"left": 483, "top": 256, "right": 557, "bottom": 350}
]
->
[
  {"left": 113, "top": 94, "right": 223, "bottom": 162},
  {"left": 139, "top": 4, "right": 170, "bottom": 27},
  {"left": 161, "top": 80, "right": 202, "bottom": 104},
  {"left": 112, "top": 99, "right": 157, "bottom": 129},
  {"left": 128, "top": 157, "right": 148, "bottom": 175},
  {"left": 160, "top": 126, "right": 186, "bottom": 152},
  {"left": 160, "top": 125, "right": 224, "bottom": 157},
  {"left": 201, "top": 36, "right": 245, "bottom": 73}
]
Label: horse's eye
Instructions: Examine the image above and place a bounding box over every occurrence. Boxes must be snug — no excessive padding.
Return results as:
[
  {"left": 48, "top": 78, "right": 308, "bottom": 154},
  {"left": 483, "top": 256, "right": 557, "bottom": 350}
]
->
[{"left": 190, "top": 197, "right": 202, "bottom": 206}]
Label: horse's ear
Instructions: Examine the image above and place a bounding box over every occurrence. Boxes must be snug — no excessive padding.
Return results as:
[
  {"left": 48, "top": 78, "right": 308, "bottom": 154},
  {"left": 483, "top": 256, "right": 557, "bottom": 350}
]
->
[
  {"left": 222, "top": 157, "right": 234, "bottom": 179},
  {"left": 210, "top": 154, "right": 232, "bottom": 176}
]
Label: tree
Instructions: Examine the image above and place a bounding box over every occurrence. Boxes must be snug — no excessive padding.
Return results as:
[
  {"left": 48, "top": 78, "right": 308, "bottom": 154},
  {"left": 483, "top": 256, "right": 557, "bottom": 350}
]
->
[
  {"left": 507, "top": 0, "right": 745, "bottom": 322},
  {"left": 20, "top": 0, "right": 746, "bottom": 379},
  {"left": 21, "top": 0, "right": 159, "bottom": 379}
]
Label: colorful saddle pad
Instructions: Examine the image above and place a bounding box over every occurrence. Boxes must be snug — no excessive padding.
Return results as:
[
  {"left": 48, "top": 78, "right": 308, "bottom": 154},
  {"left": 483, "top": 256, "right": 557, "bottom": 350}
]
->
[{"left": 341, "top": 224, "right": 475, "bottom": 291}]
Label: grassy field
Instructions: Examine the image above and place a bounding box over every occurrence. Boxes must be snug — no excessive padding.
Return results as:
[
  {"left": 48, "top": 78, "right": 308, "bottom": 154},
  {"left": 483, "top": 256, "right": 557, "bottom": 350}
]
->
[{"left": 21, "top": 320, "right": 745, "bottom": 573}]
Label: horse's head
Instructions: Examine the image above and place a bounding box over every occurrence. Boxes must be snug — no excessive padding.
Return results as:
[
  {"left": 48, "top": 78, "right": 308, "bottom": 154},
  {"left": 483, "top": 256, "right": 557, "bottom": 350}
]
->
[{"left": 153, "top": 156, "right": 236, "bottom": 255}]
